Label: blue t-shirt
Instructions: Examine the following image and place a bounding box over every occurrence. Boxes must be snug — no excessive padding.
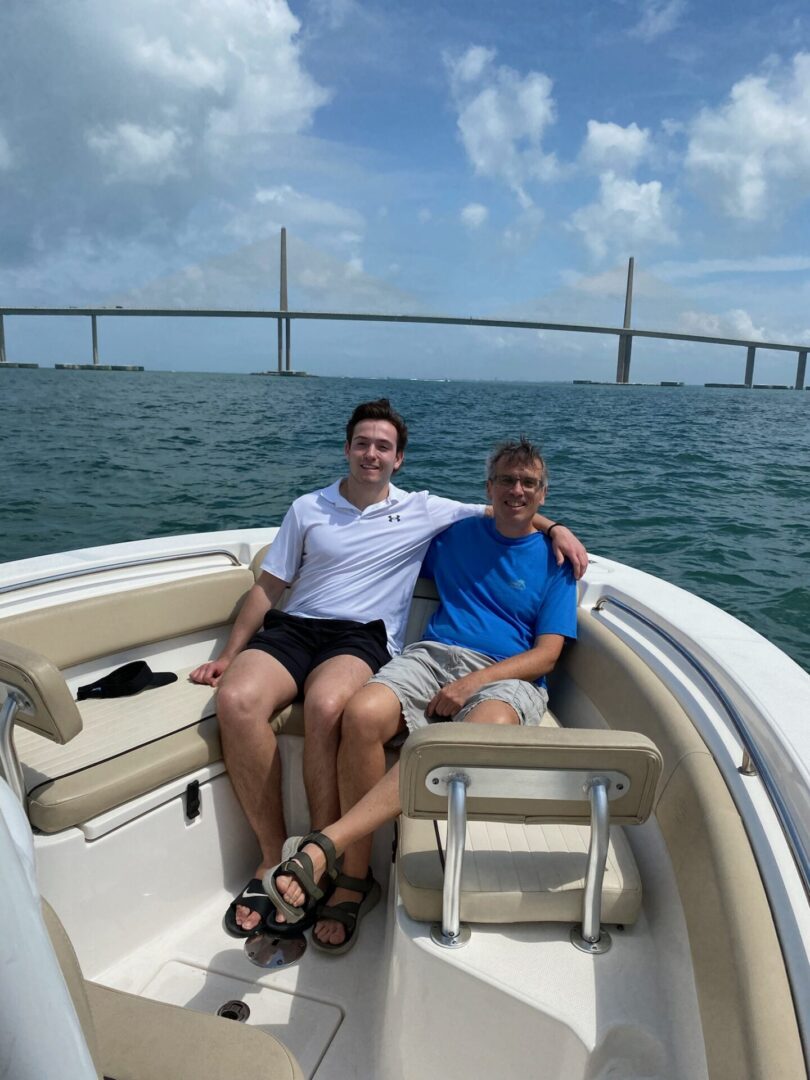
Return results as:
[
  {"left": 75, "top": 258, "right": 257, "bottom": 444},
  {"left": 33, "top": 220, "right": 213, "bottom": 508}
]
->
[{"left": 421, "top": 517, "right": 577, "bottom": 685}]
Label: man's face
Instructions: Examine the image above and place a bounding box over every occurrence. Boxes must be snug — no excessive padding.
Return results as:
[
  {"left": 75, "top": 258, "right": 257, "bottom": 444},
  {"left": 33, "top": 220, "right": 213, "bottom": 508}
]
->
[
  {"left": 344, "top": 419, "right": 404, "bottom": 487},
  {"left": 486, "top": 458, "right": 546, "bottom": 533}
]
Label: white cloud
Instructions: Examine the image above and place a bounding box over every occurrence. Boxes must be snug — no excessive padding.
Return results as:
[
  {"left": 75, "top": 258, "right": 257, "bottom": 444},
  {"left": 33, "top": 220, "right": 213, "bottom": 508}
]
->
[
  {"left": 570, "top": 171, "right": 677, "bottom": 260},
  {"left": 568, "top": 265, "right": 667, "bottom": 299},
  {"left": 451, "top": 45, "right": 496, "bottom": 85},
  {"left": 0, "top": 0, "right": 331, "bottom": 264},
  {"left": 686, "top": 53, "right": 810, "bottom": 221},
  {"left": 0, "top": 128, "right": 12, "bottom": 171},
  {"left": 678, "top": 308, "right": 766, "bottom": 341},
  {"left": 580, "top": 121, "right": 651, "bottom": 174},
  {"left": 629, "top": 0, "right": 686, "bottom": 42},
  {"left": 203, "top": 0, "right": 331, "bottom": 147},
  {"left": 87, "top": 123, "right": 187, "bottom": 183},
  {"left": 125, "top": 27, "right": 226, "bottom": 91},
  {"left": 445, "top": 46, "right": 558, "bottom": 207},
  {"left": 653, "top": 255, "right": 810, "bottom": 280},
  {"left": 460, "top": 202, "right": 488, "bottom": 229},
  {"left": 502, "top": 205, "right": 544, "bottom": 252},
  {"left": 308, "top": 0, "right": 364, "bottom": 32},
  {"left": 254, "top": 185, "right": 364, "bottom": 231},
  {"left": 418, "top": 208, "right": 432, "bottom": 224},
  {"left": 101, "top": 230, "right": 417, "bottom": 313}
]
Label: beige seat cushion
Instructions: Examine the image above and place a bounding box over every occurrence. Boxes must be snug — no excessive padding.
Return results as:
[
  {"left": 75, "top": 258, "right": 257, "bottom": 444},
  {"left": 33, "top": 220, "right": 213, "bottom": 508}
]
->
[
  {"left": 86, "top": 982, "right": 304, "bottom": 1080},
  {"left": 398, "top": 816, "right": 643, "bottom": 925},
  {"left": 15, "top": 670, "right": 304, "bottom": 833},
  {"left": 42, "top": 899, "right": 303, "bottom": 1080}
]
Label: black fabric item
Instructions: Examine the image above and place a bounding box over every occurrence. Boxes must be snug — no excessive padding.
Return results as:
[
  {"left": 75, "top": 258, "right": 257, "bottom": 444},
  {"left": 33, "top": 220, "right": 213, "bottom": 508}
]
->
[{"left": 76, "top": 660, "right": 177, "bottom": 701}]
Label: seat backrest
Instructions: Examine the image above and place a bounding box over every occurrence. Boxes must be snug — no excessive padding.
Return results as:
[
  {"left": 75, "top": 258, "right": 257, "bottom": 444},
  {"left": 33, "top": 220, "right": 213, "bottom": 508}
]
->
[
  {"left": 0, "top": 639, "right": 83, "bottom": 744},
  {"left": 0, "top": 568, "right": 253, "bottom": 671},
  {"left": 400, "top": 724, "right": 662, "bottom": 825}
]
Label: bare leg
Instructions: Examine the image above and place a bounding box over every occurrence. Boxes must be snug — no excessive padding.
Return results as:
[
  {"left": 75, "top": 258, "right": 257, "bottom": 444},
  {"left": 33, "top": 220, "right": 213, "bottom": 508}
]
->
[
  {"left": 312, "top": 695, "right": 519, "bottom": 946},
  {"left": 276, "top": 686, "right": 406, "bottom": 941},
  {"left": 301, "top": 654, "right": 376, "bottom": 830},
  {"left": 274, "top": 762, "right": 403, "bottom": 912},
  {"left": 312, "top": 683, "right": 405, "bottom": 944},
  {"left": 217, "top": 650, "right": 297, "bottom": 931}
]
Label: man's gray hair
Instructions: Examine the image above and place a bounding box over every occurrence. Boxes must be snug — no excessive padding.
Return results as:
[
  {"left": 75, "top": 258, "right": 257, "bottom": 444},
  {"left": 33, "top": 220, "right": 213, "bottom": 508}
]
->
[{"left": 487, "top": 437, "right": 548, "bottom": 488}]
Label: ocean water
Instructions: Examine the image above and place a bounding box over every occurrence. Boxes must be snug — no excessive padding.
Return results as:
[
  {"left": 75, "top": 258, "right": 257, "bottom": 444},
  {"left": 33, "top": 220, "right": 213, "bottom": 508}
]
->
[{"left": 2, "top": 368, "right": 809, "bottom": 674}]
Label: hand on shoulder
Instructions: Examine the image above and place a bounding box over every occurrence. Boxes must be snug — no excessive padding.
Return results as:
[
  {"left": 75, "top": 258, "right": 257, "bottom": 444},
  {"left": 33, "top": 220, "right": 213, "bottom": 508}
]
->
[{"left": 548, "top": 526, "right": 588, "bottom": 580}]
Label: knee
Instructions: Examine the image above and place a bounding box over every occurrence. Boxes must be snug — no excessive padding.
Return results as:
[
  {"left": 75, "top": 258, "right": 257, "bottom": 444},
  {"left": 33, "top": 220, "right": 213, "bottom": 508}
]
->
[
  {"left": 304, "top": 693, "right": 345, "bottom": 737},
  {"left": 466, "top": 701, "right": 519, "bottom": 726},
  {"left": 342, "top": 691, "right": 391, "bottom": 745},
  {"left": 217, "top": 680, "right": 268, "bottom": 731}
]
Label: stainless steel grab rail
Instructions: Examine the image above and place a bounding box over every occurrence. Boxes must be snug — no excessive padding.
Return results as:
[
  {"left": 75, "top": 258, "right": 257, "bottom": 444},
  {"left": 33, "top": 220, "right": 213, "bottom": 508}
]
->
[
  {"left": 0, "top": 549, "right": 243, "bottom": 596},
  {"left": 593, "top": 594, "right": 810, "bottom": 901}
]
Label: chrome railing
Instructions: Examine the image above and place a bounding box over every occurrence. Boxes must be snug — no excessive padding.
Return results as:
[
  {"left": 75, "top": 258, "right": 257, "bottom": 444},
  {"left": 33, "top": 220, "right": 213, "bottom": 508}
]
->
[
  {"left": 0, "top": 549, "right": 243, "bottom": 597},
  {"left": 593, "top": 594, "right": 810, "bottom": 900}
]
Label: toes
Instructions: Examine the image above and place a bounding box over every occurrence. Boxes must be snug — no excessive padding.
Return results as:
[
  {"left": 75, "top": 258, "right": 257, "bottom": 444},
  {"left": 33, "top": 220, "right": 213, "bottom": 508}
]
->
[
  {"left": 236, "top": 905, "right": 261, "bottom": 931},
  {"left": 275, "top": 872, "right": 305, "bottom": 907},
  {"left": 315, "top": 919, "right": 346, "bottom": 946}
]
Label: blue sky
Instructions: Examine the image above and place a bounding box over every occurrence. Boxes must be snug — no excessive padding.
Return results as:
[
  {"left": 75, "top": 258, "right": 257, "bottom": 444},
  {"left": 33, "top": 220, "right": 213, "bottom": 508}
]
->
[{"left": 2, "top": 0, "right": 810, "bottom": 383}]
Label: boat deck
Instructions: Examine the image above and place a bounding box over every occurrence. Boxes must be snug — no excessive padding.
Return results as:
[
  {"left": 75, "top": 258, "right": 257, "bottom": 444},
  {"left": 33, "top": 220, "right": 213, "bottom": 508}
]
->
[{"left": 64, "top": 786, "right": 706, "bottom": 1080}]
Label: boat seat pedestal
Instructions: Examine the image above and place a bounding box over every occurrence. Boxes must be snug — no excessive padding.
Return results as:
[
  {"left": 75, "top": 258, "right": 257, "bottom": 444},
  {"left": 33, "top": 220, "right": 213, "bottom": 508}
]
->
[{"left": 399, "top": 725, "right": 662, "bottom": 949}]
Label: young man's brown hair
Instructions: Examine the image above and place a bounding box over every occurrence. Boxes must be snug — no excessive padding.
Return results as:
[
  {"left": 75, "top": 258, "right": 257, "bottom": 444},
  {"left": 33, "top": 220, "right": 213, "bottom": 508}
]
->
[{"left": 346, "top": 398, "right": 408, "bottom": 453}]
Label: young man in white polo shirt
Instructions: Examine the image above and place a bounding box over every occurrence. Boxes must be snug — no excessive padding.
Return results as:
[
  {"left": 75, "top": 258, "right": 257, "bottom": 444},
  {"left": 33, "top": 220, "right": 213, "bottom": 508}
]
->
[{"left": 190, "top": 400, "right": 586, "bottom": 936}]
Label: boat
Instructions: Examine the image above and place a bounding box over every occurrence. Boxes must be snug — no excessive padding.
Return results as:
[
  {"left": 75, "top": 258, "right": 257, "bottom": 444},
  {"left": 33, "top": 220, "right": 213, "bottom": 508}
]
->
[{"left": 1, "top": 526, "right": 808, "bottom": 1078}]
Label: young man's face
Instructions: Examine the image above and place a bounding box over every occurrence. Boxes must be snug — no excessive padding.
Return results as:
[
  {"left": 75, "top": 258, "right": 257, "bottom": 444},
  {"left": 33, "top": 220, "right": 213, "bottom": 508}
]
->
[
  {"left": 344, "top": 419, "right": 404, "bottom": 488},
  {"left": 486, "top": 457, "right": 546, "bottom": 534}
]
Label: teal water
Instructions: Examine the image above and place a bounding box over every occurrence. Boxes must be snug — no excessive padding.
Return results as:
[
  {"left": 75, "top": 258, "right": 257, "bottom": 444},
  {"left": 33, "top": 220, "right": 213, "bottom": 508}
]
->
[{"left": 2, "top": 369, "right": 809, "bottom": 673}]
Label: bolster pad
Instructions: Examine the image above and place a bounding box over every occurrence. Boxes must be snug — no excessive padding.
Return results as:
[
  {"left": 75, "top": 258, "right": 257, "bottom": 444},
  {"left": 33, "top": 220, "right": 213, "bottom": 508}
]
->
[
  {"left": 0, "top": 639, "right": 82, "bottom": 745},
  {"left": 400, "top": 724, "right": 662, "bottom": 825}
]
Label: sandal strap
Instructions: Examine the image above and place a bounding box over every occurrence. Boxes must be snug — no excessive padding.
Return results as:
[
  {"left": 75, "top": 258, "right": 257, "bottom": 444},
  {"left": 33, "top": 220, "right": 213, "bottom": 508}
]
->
[
  {"left": 316, "top": 900, "right": 359, "bottom": 929},
  {"left": 332, "top": 870, "right": 374, "bottom": 895},
  {"left": 299, "top": 831, "right": 339, "bottom": 881},
  {"left": 277, "top": 852, "right": 327, "bottom": 903}
]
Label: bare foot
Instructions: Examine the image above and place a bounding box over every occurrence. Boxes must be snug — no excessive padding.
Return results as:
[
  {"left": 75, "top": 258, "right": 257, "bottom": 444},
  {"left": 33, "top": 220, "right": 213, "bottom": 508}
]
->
[
  {"left": 234, "top": 865, "right": 273, "bottom": 933},
  {"left": 313, "top": 886, "right": 364, "bottom": 946},
  {"left": 270, "top": 842, "right": 329, "bottom": 923}
]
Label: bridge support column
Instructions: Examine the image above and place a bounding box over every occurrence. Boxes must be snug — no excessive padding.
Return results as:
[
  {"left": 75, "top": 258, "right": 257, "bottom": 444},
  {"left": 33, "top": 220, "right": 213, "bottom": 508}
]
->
[
  {"left": 616, "top": 257, "right": 634, "bottom": 383},
  {"left": 280, "top": 228, "right": 291, "bottom": 372},
  {"left": 744, "top": 345, "right": 756, "bottom": 388},
  {"left": 796, "top": 350, "right": 807, "bottom": 390}
]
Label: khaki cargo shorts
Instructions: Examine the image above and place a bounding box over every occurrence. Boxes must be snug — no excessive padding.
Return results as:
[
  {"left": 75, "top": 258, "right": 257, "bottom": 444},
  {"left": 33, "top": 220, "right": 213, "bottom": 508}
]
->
[{"left": 369, "top": 639, "right": 549, "bottom": 733}]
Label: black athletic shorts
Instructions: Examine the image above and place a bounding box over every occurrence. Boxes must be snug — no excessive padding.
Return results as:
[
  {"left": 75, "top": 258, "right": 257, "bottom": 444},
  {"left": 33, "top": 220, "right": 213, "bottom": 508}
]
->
[{"left": 246, "top": 608, "right": 391, "bottom": 694}]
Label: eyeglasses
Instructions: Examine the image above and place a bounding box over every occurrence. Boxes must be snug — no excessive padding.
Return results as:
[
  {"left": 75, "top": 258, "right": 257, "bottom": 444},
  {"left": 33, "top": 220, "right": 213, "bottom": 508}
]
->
[{"left": 490, "top": 473, "right": 543, "bottom": 491}]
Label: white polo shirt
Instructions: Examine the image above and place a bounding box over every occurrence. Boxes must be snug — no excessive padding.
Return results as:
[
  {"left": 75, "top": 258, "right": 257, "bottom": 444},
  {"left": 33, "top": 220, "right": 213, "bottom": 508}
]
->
[{"left": 261, "top": 480, "right": 483, "bottom": 655}]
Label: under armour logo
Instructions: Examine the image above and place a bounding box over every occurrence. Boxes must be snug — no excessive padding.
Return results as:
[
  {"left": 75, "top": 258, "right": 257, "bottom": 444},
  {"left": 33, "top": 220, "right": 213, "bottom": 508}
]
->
[{"left": 388, "top": 514, "right": 401, "bottom": 522}]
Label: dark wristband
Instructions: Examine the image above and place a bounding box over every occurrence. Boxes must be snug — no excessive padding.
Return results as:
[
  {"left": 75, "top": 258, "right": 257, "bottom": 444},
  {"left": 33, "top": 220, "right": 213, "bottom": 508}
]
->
[{"left": 547, "top": 522, "right": 564, "bottom": 539}]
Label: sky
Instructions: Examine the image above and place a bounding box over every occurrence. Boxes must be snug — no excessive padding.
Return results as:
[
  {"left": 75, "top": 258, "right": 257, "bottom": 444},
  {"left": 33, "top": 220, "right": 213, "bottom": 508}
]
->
[{"left": 2, "top": 0, "right": 810, "bottom": 383}]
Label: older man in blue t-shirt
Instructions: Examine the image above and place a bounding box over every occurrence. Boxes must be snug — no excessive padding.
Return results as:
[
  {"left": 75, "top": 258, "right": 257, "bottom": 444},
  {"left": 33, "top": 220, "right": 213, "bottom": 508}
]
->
[{"left": 268, "top": 437, "right": 577, "bottom": 952}]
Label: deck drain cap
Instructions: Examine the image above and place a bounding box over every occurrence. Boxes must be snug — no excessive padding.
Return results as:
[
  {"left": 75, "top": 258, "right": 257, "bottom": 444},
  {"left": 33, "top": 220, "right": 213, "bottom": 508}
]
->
[{"left": 217, "top": 1000, "right": 250, "bottom": 1022}]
